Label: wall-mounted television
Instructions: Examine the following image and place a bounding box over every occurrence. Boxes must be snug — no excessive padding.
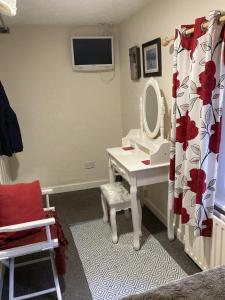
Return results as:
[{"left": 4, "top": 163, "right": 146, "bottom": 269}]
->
[{"left": 71, "top": 36, "right": 114, "bottom": 72}]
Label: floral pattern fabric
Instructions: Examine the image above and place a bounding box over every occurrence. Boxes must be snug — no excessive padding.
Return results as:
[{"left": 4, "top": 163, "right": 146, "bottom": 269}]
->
[{"left": 169, "top": 10, "right": 225, "bottom": 237}]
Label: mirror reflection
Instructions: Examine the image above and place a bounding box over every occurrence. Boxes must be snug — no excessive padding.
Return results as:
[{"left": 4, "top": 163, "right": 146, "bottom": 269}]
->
[{"left": 145, "top": 85, "right": 158, "bottom": 133}]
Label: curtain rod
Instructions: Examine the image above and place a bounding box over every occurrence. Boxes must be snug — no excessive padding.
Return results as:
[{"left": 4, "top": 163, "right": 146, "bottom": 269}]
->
[{"left": 162, "top": 14, "right": 225, "bottom": 47}]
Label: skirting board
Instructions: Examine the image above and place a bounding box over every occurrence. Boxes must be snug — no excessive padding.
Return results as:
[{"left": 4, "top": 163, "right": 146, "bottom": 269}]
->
[
  {"left": 43, "top": 179, "right": 108, "bottom": 195},
  {"left": 144, "top": 196, "right": 185, "bottom": 244}
]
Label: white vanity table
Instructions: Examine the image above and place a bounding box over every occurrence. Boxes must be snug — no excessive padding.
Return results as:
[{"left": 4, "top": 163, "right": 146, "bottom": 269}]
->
[{"left": 107, "top": 78, "right": 170, "bottom": 250}]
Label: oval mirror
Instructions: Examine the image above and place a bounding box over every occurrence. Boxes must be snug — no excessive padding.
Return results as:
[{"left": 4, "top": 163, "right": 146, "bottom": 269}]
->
[{"left": 143, "top": 78, "right": 161, "bottom": 138}]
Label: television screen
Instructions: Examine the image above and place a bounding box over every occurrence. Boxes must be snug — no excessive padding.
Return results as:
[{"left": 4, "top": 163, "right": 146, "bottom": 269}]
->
[{"left": 71, "top": 37, "right": 114, "bottom": 71}]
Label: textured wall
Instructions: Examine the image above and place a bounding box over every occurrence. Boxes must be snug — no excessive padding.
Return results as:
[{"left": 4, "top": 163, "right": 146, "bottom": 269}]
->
[{"left": 0, "top": 25, "right": 122, "bottom": 187}]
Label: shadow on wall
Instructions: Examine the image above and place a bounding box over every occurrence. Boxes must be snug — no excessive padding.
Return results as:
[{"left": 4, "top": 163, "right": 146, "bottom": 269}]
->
[
  {"left": 8, "top": 155, "right": 20, "bottom": 181},
  {"left": 159, "top": 42, "right": 174, "bottom": 141},
  {"left": 160, "top": 89, "right": 171, "bottom": 140},
  {"left": 1, "top": 155, "right": 20, "bottom": 182}
]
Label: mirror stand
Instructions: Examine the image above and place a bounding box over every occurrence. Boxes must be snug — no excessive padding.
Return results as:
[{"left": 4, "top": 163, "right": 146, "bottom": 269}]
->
[
  {"left": 140, "top": 95, "right": 165, "bottom": 140},
  {"left": 122, "top": 78, "right": 170, "bottom": 165},
  {"left": 159, "top": 96, "right": 165, "bottom": 140}
]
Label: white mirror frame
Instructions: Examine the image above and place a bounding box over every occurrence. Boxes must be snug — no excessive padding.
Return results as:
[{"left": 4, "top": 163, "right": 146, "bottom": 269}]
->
[{"left": 142, "top": 78, "right": 162, "bottom": 139}]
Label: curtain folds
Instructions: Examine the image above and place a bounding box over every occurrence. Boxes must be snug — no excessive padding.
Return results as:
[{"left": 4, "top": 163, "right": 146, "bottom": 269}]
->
[{"left": 169, "top": 10, "right": 225, "bottom": 237}]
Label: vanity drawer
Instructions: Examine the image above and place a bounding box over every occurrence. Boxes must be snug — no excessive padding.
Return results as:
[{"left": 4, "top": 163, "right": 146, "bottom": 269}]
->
[{"left": 110, "top": 158, "right": 130, "bottom": 183}]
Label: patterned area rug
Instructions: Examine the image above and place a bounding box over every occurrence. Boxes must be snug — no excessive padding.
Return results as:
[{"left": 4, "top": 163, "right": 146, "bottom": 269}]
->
[{"left": 70, "top": 215, "right": 187, "bottom": 300}]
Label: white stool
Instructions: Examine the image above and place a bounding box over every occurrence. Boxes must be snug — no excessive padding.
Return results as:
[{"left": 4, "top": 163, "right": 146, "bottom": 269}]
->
[{"left": 100, "top": 182, "right": 141, "bottom": 244}]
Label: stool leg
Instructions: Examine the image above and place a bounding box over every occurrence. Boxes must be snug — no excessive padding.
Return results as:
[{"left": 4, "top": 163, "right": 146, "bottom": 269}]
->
[
  {"left": 124, "top": 209, "right": 130, "bottom": 219},
  {"left": 9, "top": 258, "right": 14, "bottom": 300},
  {"left": 110, "top": 208, "right": 118, "bottom": 244},
  {"left": 101, "top": 194, "right": 108, "bottom": 223},
  {"left": 138, "top": 199, "right": 142, "bottom": 236}
]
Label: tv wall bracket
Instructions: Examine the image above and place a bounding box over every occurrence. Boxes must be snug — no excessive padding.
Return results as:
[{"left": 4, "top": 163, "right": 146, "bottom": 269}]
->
[{"left": 0, "top": 14, "right": 9, "bottom": 33}]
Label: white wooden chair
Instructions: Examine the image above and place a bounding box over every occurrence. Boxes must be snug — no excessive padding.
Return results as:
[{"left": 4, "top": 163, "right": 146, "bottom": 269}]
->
[
  {"left": 0, "top": 189, "right": 62, "bottom": 300},
  {"left": 100, "top": 182, "right": 142, "bottom": 244}
]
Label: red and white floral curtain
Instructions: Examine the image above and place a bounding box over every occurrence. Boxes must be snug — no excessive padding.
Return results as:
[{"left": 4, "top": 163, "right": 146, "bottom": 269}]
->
[{"left": 169, "top": 10, "right": 225, "bottom": 237}]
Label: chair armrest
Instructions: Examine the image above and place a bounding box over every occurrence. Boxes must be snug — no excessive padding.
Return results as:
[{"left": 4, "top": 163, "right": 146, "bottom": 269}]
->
[
  {"left": 41, "top": 188, "right": 53, "bottom": 195},
  {"left": 41, "top": 188, "right": 53, "bottom": 209},
  {"left": 0, "top": 218, "right": 55, "bottom": 233},
  {"left": 44, "top": 207, "right": 55, "bottom": 211}
]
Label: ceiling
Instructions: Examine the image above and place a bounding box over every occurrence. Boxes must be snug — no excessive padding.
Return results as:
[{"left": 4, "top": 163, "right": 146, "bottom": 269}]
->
[{"left": 5, "top": 0, "right": 152, "bottom": 25}]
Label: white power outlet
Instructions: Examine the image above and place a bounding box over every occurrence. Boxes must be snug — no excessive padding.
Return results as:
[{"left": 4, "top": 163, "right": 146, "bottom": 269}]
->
[{"left": 85, "top": 161, "right": 95, "bottom": 169}]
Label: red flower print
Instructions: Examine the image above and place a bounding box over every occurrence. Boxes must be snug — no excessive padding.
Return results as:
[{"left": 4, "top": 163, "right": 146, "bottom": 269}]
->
[
  {"left": 187, "top": 169, "right": 206, "bottom": 205},
  {"left": 209, "top": 120, "right": 222, "bottom": 154},
  {"left": 221, "top": 26, "right": 225, "bottom": 64},
  {"left": 172, "top": 71, "right": 180, "bottom": 98},
  {"left": 174, "top": 28, "right": 179, "bottom": 40},
  {"left": 181, "top": 17, "right": 206, "bottom": 58},
  {"left": 169, "top": 156, "right": 175, "bottom": 181},
  {"left": 221, "top": 25, "right": 225, "bottom": 42},
  {"left": 190, "top": 40, "right": 197, "bottom": 59},
  {"left": 181, "top": 24, "right": 193, "bottom": 51},
  {"left": 176, "top": 112, "right": 198, "bottom": 151},
  {"left": 197, "top": 61, "right": 216, "bottom": 105},
  {"left": 174, "top": 193, "right": 183, "bottom": 214},
  {"left": 223, "top": 45, "right": 225, "bottom": 65},
  {"left": 200, "top": 219, "right": 213, "bottom": 237},
  {"left": 181, "top": 208, "right": 190, "bottom": 224}
]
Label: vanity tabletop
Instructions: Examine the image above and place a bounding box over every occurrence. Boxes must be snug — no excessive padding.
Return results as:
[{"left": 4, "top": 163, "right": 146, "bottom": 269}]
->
[{"left": 107, "top": 147, "right": 169, "bottom": 173}]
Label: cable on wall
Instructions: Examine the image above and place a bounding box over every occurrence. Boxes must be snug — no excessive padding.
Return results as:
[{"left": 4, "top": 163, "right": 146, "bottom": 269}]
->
[{"left": 99, "top": 70, "right": 115, "bottom": 84}]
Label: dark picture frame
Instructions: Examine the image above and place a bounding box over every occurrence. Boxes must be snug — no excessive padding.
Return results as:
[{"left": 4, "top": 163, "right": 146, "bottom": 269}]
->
[
  {"left": 142, "top": 38, "right": 162, "bottom": 77},
  {"left": 129, "top": 46, "right": 141, "bottom": 80}
]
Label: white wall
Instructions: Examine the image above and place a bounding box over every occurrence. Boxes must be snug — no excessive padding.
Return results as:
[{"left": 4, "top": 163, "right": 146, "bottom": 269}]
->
[
  {"left": 0, "top": 25, "right": 122, "bottom": 187},
  {"left": 118, "top": 0, "right": 225, "bottom": 222}
]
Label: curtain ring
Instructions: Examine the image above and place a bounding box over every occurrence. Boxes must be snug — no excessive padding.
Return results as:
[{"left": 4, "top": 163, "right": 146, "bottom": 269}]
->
[
  {"left": 200, "top": 22, "right": 207, "bottom": 32},
  {"left": 216, "top": 11, "right": 222, "bottom": 25},
  {"left": 181, "top": 28, "right": 188, "bottom": 37}
]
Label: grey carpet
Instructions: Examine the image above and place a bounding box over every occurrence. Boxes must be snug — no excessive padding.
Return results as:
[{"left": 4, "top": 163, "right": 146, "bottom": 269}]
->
[
  {"left": 2, "top": 188, "right": 200, "bottom": 299},
  {"left": 122, "top": 265, "right": 225, "bottom": 300},
  {"left": 70, "top": 216, "right": 187, "bottom": 300}
]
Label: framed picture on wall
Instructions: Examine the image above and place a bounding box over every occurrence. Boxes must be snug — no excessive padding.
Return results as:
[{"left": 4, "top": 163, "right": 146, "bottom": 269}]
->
[
  {"left": 129, "top": 46, "right": 141, "bottom": 80},
  {"left": 142, "top": 38, "right": 162, "bottom": 77}
]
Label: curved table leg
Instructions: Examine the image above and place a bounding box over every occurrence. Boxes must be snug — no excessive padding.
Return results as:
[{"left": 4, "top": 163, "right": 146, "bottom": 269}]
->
[{"left": 130, "top": 176, "right": 140, "bottom": 250}]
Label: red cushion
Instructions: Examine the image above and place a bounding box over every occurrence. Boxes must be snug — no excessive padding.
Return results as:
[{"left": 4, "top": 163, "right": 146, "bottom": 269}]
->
[{"left": 0, "top": 181, "right": 45, "bottom": 246}]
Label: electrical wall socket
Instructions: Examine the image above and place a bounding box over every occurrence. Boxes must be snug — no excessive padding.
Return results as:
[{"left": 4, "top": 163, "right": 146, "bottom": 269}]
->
[{"left": 85, "top": 161, "right": 95, "bottom": 169}]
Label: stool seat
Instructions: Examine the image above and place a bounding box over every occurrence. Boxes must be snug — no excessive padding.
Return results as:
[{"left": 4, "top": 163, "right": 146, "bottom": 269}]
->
[{"left": 100, "top": 182, "right": 130, "bottom": 205}]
